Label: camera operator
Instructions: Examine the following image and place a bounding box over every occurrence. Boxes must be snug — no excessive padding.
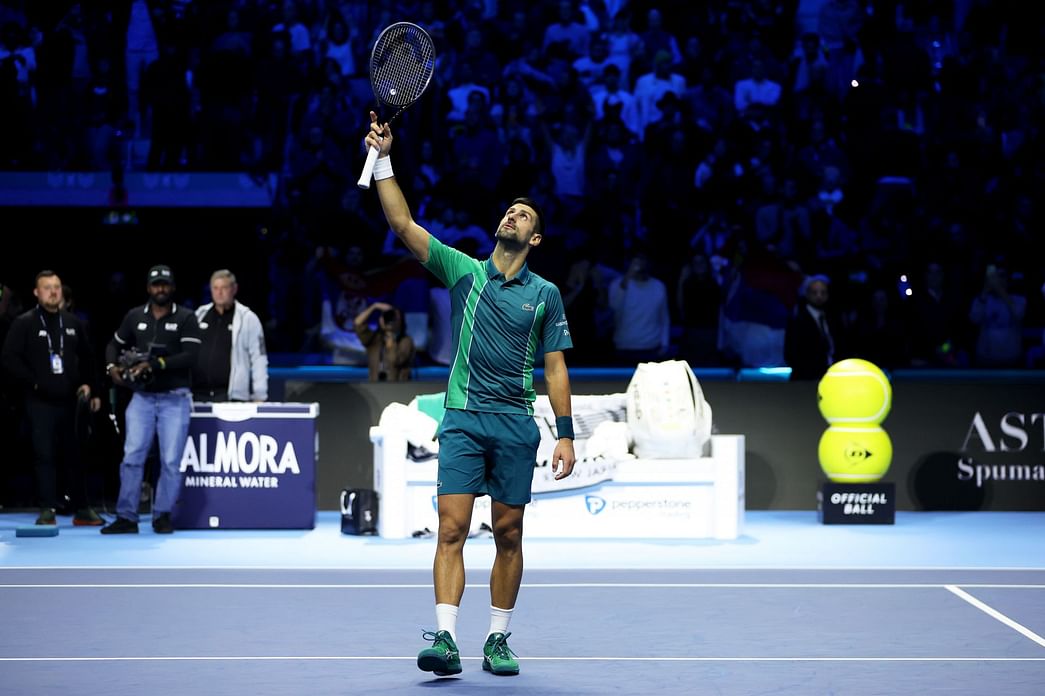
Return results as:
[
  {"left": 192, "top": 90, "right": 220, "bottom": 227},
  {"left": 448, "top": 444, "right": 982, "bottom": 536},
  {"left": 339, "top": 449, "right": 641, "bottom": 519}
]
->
[
  {"left": 101, "top": 265, "right": 201, "bottom": 535},
  {"left": 1, "top": 270, "right": 103, "bottom": 526}
]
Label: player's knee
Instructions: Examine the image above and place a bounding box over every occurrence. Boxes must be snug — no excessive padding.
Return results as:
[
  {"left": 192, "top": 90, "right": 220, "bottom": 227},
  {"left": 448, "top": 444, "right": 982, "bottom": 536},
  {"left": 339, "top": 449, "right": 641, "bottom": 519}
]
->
[
  {"left": 493, "top": 519, "right": 522, "bottom": 551},
  {"left": 436, "top": 518, "right": 469, "bottom": 547}
]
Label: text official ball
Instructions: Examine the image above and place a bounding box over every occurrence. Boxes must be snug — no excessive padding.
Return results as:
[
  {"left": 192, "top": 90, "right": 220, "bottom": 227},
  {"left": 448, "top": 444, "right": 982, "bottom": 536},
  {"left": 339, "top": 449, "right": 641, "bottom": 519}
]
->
[
  {"left": 818, "top": 425, "right": 893, "bottom": 483},
  {"left": 817, "top": 358, "right": 892, "bottom": 424}
]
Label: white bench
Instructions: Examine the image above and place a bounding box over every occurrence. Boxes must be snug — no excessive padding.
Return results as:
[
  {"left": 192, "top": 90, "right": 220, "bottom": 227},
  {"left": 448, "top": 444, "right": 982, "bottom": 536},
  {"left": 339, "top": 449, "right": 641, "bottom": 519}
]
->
[{"left": 369, "top": 426, "right": 745, "bottom": 540}]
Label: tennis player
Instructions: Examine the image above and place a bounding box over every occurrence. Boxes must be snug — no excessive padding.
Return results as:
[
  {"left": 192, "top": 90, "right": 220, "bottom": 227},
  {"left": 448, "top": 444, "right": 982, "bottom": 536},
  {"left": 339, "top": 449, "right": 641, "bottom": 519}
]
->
[{"left": 364, "top": 112, "right": 577, "bottom": 676}]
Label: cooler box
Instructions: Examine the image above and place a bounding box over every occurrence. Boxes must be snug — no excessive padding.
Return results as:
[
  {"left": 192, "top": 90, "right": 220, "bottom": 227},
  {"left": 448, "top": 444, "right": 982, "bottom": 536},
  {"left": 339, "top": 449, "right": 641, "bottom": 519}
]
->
[{"left": 172, "top": 402, "right": 319, "bottom": 529}]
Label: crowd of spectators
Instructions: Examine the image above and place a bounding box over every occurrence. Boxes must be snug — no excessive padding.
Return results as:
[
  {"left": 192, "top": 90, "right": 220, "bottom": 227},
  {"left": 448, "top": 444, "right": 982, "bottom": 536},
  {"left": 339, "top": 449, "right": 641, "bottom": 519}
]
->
[{"left": 2, "top": 0, "right": 1043, "bottom": 370}]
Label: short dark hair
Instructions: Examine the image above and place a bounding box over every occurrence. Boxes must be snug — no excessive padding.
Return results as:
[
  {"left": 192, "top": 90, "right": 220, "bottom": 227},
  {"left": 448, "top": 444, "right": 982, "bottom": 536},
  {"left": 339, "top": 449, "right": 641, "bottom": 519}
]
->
[
  {"left": 511, "top": 197, "right": 544, "bottom": 236},
  {"left": 35, "top": 270, "right": 58, "bottom": 283}
]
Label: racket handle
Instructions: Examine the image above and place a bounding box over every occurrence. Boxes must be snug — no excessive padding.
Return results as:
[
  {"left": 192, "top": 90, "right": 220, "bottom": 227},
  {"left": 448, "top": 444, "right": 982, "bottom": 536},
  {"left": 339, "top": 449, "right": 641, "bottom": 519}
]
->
[{"left": 357, "top": 145, "right": 380, "bottom": 189}]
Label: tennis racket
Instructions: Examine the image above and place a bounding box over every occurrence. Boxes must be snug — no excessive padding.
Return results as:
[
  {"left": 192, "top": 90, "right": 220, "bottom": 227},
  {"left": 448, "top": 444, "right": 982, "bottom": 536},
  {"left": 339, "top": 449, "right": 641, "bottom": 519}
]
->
[{"left": 357, "top": 22, "right": 436, "bottom": 189}]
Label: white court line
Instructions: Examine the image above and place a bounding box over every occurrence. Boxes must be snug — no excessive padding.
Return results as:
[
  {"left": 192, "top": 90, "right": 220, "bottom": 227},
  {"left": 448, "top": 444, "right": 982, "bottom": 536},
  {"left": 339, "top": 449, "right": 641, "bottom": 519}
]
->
[
  {"left": 2, "top": 582, "right": 1045, "bottom": 589},
  {"left": 2, "top": 656, "right": 1044, "bottom": 663},
  {"left": 946, "top": 585, "right": 1045, "bottom": 649}
]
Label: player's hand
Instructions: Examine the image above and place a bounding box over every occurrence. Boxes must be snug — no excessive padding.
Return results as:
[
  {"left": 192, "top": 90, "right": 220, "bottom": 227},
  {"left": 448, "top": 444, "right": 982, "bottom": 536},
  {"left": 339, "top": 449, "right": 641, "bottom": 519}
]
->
[
  {"left": 89, "top": 397, "right": 102, "bottom": 413},
  {"left": 367, "top": 111, "right": 393, "bottom": 157},
  {"left": 551, "top": 439, "right": 576, "bottom": 480}
]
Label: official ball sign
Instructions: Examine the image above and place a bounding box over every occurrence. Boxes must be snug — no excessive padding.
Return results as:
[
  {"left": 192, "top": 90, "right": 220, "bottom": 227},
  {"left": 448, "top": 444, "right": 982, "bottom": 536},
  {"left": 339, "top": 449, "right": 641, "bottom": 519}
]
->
[{"left": 817, "top": 482, "right": 895, "bottom": 524}]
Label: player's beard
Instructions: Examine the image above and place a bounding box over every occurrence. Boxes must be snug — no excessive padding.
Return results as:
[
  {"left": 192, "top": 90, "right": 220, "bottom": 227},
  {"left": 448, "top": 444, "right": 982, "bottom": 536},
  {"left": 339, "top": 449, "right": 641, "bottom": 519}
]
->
[
  {"left": 495, "top": 225, "right": 528, "bottom": 252},
  {"left": 151, "top": 291, "right": 172, "bottom": 306}
]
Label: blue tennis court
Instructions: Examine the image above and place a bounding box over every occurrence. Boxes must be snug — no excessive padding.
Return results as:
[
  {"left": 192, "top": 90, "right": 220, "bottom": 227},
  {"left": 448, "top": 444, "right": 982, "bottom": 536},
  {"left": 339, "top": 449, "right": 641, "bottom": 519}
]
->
[{"left": 3, "top": 511, "right": 1043, "bottom": 695}]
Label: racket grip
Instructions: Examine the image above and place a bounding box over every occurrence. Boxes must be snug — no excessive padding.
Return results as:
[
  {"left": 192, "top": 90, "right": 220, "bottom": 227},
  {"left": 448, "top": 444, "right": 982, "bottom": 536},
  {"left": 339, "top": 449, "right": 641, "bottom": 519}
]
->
[{"left": 357, "top": 145, "right": 380, "bottom": 189}]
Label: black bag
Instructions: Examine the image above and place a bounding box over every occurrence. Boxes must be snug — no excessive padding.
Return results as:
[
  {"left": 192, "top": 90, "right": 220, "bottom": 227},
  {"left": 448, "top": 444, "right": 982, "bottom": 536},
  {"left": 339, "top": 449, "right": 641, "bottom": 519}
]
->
[{"left": 340, "top": 488, "right": 379, "bottom": 535}]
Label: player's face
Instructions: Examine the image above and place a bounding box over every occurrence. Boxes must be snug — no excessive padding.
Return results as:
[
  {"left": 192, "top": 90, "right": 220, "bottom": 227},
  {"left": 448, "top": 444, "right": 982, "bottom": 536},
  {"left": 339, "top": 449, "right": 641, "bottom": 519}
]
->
[
  {"left": 496, "top": 204, "right": 541, "bottom": 247},
  {"left": 34, "top": 275, "right": 62, "bottom": 312}
]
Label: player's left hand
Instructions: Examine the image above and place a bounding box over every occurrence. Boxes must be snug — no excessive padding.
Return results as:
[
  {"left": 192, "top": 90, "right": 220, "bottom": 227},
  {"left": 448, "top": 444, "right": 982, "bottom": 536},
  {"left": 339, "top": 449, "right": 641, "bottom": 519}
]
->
[
  {"left": 552, "top": 439, "right": 576, "bottom": 480},
  {"left": 367, "top": 111, "right": 393, "bottom": 156}
]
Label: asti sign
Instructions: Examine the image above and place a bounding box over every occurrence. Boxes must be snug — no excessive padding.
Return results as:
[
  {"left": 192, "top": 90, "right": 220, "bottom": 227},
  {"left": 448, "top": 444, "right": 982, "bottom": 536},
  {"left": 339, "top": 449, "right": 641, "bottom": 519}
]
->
[{"left": 958, "top": 411, "right": 1045, "bottom": 488}]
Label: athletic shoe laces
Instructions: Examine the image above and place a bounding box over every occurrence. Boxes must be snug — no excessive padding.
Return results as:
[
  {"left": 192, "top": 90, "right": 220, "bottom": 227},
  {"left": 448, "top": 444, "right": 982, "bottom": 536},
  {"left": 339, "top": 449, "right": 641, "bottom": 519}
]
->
[
  {"left": 487, "top": 632, "right": 516, "bottom": 660},
  {"left": 422, "top": 630, "right": 455, "bottom": 653}
]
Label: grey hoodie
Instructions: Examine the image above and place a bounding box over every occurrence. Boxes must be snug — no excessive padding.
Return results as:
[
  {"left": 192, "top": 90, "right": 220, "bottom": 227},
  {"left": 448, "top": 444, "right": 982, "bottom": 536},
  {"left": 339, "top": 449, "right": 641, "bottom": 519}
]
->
[{"left": 194, "top": 300, "right": 268, "bottom": 401}]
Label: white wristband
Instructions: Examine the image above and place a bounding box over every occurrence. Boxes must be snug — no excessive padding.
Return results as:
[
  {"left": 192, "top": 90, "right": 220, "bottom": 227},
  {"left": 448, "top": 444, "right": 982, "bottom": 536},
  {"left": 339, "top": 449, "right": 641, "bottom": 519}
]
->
[{"left": 374, "top": 155, "right": 394, "bottom": 181}]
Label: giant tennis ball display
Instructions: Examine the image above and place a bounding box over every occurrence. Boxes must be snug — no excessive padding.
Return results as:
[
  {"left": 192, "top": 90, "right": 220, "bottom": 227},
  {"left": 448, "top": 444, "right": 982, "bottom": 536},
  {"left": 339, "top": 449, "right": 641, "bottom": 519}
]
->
[
  {"left": 817, "top": 359, "right": 892, "bottom": 424},
  {"left": 818, "top": 425, "right": 893, "bottom": 483}
]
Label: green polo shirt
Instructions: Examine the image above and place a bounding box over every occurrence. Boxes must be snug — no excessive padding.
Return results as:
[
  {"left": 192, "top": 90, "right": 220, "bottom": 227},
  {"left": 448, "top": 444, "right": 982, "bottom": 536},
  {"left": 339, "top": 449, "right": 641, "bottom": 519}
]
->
[{"left": 424, "top": 236, "right": 572, "bottom": 415}]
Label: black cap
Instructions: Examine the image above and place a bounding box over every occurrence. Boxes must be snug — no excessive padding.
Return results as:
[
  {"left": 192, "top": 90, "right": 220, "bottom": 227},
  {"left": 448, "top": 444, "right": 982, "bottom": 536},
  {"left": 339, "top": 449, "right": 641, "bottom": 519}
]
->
[{"left": 147, "top": 265, "right": 175, "bottom": 285}]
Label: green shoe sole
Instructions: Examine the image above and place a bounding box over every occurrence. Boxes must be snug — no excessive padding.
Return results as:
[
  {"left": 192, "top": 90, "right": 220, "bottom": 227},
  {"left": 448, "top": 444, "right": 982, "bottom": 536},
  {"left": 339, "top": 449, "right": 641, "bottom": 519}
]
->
[{"left": 417, "top": 653, "right": 462, "bottom": 676}]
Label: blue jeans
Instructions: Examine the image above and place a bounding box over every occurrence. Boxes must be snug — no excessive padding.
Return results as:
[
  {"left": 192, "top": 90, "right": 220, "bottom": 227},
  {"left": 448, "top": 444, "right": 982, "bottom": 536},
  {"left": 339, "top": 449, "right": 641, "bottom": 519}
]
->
[{"left": 116, "top": 389, "right": 192, "bottom": 521}]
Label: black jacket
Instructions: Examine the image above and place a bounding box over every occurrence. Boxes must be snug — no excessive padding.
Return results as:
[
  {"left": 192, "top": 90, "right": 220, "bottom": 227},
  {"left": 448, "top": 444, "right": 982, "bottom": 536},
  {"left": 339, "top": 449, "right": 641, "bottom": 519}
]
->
[
  {"left": 105, "top": 303, "right": 202, "bottom": 392},
  {"left": 784, "top": 302, "right": 836, "bottom": 381},
  {"left": 2, "top": 306, "right": 98, "bottom": 401}
]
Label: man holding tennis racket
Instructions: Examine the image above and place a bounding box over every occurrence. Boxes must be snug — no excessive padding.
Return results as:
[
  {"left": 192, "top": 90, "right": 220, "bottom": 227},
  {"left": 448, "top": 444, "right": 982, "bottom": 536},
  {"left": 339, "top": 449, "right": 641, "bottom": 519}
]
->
[{"left": 364, "top": 112, "right": 576, "bottom": 677}]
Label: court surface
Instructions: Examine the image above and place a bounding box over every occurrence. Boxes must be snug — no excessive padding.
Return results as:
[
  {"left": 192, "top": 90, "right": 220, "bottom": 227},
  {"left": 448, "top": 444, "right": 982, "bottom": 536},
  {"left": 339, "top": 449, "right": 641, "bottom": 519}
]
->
[{"left": 2, "top": 511, "right": 1043, "bottom": 695}]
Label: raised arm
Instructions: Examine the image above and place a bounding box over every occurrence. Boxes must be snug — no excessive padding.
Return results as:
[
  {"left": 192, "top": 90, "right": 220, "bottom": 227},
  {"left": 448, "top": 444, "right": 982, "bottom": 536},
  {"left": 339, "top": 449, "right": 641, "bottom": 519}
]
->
[
  {"left": 366, "top": 112, "right": 432, "bottom": 263},
  {"left": 353, "top": 301, "right": 392, "bottom": 331}
]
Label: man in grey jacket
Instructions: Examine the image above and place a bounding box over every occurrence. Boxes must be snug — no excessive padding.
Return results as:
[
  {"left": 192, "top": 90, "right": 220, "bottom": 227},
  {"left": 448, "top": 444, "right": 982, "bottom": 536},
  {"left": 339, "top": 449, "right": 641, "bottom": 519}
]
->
[{"left": 193, "top": 270, "right": 268, "bottom": 402}]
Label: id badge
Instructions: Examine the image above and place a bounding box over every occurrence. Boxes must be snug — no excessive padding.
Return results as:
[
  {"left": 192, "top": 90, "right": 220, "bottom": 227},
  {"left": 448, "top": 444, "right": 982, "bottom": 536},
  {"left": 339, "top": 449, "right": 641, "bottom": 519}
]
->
[{"left": 50, "top": 353, "right": 64, "bottom": 375}]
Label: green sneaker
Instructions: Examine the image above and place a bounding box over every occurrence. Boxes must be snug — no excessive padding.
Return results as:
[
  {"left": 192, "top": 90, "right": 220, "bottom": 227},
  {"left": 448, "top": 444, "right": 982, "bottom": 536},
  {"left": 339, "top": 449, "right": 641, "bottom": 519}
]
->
[
  {"left": 482, "top": 632, "right": 519, "bottom": 675},
  {"left": 417, "top": 630, "right": 462, "bottom": 676}
]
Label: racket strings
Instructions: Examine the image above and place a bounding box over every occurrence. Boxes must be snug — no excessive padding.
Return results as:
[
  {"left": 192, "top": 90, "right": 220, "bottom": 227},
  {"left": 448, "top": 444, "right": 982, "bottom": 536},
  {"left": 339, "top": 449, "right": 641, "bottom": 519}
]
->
[{"left": 371, "top": 25, "right": 435, "bottom": 107}]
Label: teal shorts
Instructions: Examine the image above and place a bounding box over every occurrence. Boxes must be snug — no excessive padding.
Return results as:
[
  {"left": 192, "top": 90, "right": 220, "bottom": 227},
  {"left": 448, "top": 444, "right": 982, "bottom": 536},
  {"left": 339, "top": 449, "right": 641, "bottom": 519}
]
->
[{"left": 436, "top": 409, "right": 540, "bottom": 505}]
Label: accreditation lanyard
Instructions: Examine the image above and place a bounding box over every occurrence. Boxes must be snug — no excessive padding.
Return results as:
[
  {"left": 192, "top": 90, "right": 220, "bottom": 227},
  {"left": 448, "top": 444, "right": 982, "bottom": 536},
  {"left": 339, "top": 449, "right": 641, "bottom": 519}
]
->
[{"left": 39, "top": 308, "right": 64, "bottom": 374}]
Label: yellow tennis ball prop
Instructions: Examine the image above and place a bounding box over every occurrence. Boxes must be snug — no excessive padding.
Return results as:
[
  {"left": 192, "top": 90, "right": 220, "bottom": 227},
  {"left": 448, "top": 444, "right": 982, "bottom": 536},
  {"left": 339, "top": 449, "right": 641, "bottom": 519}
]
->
[
  {"left": 818, "top": 425, "right": 893, "bottom": 483},
  {"left": 817, "top": 358, "right": 892, "bottom": 424}
]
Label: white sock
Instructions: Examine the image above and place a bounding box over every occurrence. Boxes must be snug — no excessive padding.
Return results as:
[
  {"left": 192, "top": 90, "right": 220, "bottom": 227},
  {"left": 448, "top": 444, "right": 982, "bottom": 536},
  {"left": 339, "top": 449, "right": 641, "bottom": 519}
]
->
[
  {"left": 435, "top": 603, "right": 458, "bottom": 641},
  {"left": 488, "top": 605, "right": 514, "bottom": 638}
]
